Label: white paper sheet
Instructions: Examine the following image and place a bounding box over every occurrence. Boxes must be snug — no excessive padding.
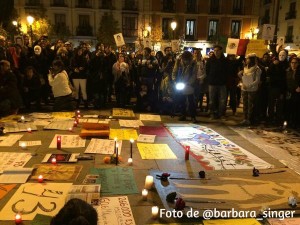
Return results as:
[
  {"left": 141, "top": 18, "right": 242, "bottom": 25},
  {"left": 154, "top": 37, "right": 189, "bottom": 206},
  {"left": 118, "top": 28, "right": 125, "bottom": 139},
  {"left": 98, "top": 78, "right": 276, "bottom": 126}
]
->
[
  {"left": 44, "top": 120, "right": 74, "bottom": 130},
  {"left": 85, "top": 139, "right": 122, "bottom": 154},
  {"left": 19, "top": 140, "right": 42, "bottom": 147},
  {"left": 139, "top": 114, "right": 161, "bottom": 121},
  {"left": 119, "top": 120, "right": 144, "bottom": 128},
  {"left": 0, "top": 152, "right": 32, "bottom": 173},
  {"left": 137, "top": 134, "right": 156, "bottom": 143},
  {"left": 0, "top": 168, "right": 33, "bottom": 183},
  {"left": 49, "top": 134, "right": 86, "bottom": 148},
  {"left": 0, "top": 134, "right": 23, "bottom": 146}
]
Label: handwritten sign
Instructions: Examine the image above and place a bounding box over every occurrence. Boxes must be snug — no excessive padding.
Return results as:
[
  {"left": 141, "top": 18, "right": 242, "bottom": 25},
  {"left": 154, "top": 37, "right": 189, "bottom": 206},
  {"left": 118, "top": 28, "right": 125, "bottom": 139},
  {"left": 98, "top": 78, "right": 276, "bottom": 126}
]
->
[
  {"left": 85, "top": 139, "right": 122, "bottom": 154},
  {"left": 139, "top": 114, "right": 161, "bottom": 121},
  {"left": 3, "top": 123, "right": 37, "bottom": 133},
  {"left": 109, "top": 129, "right": 138, "bottom": 141},
  {"left": 137, "top": 143, "right": 177, "bottom": 159},
  {"left": 0, "top": 152, "right": 32, "bottom": 173},
  {"left": 97, "top": 196, "right": 136, "bottom": 225},
  {"left": 44, "top": 120, "right": 74, "bottom": 130},
  {"left": 0, "top": 183, "right": 72, "bottom": 220},
  {"left": 90, "top": 167, "right": 138, "bottom": 195},
  {"left": 49, "top": 134, "right": 86, "bottom": 148},
  {"left": 119, "top": 120, "right": 143, "bottom": 128},
  {"left": 112, "top": 108, "right": 135, "bottom": 118}
]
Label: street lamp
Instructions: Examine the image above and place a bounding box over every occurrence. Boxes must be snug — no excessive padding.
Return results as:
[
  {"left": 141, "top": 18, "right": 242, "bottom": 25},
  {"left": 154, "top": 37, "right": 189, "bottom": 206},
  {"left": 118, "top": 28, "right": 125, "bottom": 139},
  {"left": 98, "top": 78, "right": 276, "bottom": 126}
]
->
[
  {"left": 27, "top": 15, "right": 34, "bottom": 46},
  {"left": 250, "top": 27, "right": 259, "bottom": 39},
  {"left": 171, "top": 21, "right": 177, "bottom": 39}
]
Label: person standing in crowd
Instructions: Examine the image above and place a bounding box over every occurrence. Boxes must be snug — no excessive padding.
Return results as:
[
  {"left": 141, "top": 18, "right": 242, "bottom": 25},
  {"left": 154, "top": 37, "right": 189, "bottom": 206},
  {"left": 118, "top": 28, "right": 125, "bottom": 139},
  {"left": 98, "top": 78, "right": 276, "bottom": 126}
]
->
[
  {"left": 238, "top": 53, "right": 261, "bottom": 126},
  {"left": 206, "top": 45, "right": 228, "bottom": 119},
  {"left": 112, "top": 53, "right": 130, "bottom": 107},
  {"left": 257, "top": 52, "right": 271, "bottom": 122},
  {"left": 226, "top": 54, "right": 241, "bottom": 115},
  {"left": 285, "top": 57, "right": 300, "bottom": 128},
  {"left": 193, "top": 49, "right": 208, "bottom": 112},
  {"left": 136, "top": 47, "right": 158, "bottom": 112},
  {"left": 0, "top": 60, "right": 21, "bottom": 117},
  {"left": 172, "top": 51, "right": 197, "bottom": 122},
  {"left": 103, "top": 45, "right": 117, "bottom": 103},
  {"left": 48, "top": 59, "right": 74, "bottom": 111},
  {"left": 70, "top": 47, "right": 89, "bottom": 108},
  {"left": 28, "top": 45, "right": 51, "bottom": 105},
  {"left": 267, "top": 50, "right": 289, "bottom": 125},
  {"left": 89, "top": 46, "right": 106, "bottom": 109},
  {"left": 50, "top": 198, "right": 98, "bottom": 225},
  {"left": 22, "top": 66, "right": 42, "bottom": 110}
]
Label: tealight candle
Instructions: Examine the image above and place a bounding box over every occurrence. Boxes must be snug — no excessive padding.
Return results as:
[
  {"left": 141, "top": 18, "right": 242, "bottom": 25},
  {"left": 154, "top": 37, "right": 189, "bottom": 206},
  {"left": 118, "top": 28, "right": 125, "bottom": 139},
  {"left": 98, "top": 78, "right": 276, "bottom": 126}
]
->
[
  {"left": 142, "top": 189, "right": 148, "bottom": 200},
  {"left": 57, "top": 135, "right": 61, "bottom": 150},
  {"left": 51, "top": 158, "right": 57, "bottom": 164},
  {"left": 151, "top": 206, "right": 159, "bottom": 219},
  {"left": 68, "top": 127, "right": 73, "bottom": 132},
  {"left": 128, "top": 158, "right": 133, "bottom": 165},
  {"left": 144, "top": 175, "right": 154, "bottom": 189},
  {"left": 283, "top": 121, "right": 288, "bottom": 129},
  {"left": 15, "top": 213, "right": 22, "bottom": 224},
  {"left": 20, "top": 142, "right": 27, "bottom": 150},
  {"left": 73, "top": 120, "right": 78, "bottom": 127},
  {"left": 75, "top": 110, "right": 80, "bottom": 116},
  {"left": 27, "top": 127, "right": 32, "bottom": 133},
  {"left": 20, "top": 116, "right": 25, "bottom": 123},
  {"left": 38, "top": 175, "right": 44, "bottom": 183}
]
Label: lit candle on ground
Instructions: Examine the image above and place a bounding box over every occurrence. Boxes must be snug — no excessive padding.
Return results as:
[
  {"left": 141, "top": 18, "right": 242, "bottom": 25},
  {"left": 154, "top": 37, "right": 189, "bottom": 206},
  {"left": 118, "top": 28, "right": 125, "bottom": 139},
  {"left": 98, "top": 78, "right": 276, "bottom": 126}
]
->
[
  {"left": 73, "top": 120, "right": 78, "bottom": 127},
  {"left": 283, "top": 121, "right": 288, "bottom": 129},
  {"left": 185, "top": 146, "right": 190, "bottom": 160},
  {"left": 38, "top": 175, "right": 44, "bottom": 183},
  {"left": 27, "top": 127, "right": 32, "bottom": 133},
  {"left": 130, "top": 139, "right": 134, "bottom": 158},
  {"left": 57, "top": 135, "right": 61, "bottom": 150},
  {"left": 128, "top": 158, "right": 133, "bottom": 165},
  {"left": 51, "top": 157, "right": 57, "bottom": 164},
  {"left": 144, "top": 175, "right": 154, "bottom": 189},
  {"left": 114, "top": 137, "right": 117, "bottom": 154},
  {"left": 20, "top": 142, "right": 27, "bottom": 150},
  {"left": 20, "top": 116, "right": 25, "bottom": 123},
  {"left": 15, "top": 213, "right": 22, "bottom": 224},
  {"left": 116, "top": 145, "right": 119, "bottom": 166},
  {"left": 68, "top": 127, "right": 73, "bottom": 132},
  {"left": 151, "top": 206, "right": 159, "bottom": 219},
  {"left": 75, "top": 110, "right": 80, "bottom": 117},
  {"left": 142, "top": 189, "right": 148, "bottom": 200}
]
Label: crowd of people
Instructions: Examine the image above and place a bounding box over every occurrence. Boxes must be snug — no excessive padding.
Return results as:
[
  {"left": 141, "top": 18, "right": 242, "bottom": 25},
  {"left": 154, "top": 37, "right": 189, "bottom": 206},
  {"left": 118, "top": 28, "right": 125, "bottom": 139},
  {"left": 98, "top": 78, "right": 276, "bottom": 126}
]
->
[{"left": 0, "top": 34, "right": 300, "bottom": 129}]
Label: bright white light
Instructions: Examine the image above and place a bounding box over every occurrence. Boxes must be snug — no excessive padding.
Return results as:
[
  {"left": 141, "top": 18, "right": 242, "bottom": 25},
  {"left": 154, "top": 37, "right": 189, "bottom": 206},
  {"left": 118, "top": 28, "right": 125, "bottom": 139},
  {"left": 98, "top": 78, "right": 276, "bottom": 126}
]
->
[
  {"left": 176, "top": 82, "right": 185, "bottom": 90},
  {"left": 27, "top": 15, "right": 34, "bottom": 25},
  {"left": 171, "top": 21, "right": 177, "bottom": 31}
]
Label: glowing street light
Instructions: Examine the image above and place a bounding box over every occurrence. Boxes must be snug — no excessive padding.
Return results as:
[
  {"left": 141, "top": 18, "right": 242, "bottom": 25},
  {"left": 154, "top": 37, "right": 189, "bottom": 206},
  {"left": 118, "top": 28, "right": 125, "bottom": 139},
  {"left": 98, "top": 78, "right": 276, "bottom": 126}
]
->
[
  {"left": 171, "top": 21, "right": 177, "bottom": 39},
  {"left": 27, "top": 15, "right": 34, "bottom": 46}
]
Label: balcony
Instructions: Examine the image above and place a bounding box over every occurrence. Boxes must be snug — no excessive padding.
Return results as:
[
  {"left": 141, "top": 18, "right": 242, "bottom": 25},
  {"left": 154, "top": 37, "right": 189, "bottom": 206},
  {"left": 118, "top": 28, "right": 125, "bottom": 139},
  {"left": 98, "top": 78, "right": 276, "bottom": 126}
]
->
[
  {"left": 209, "top": 7, "right": 219, "bottom": 14},
  {"left": 122, "top": 29, "right": 138, "bottom": 37},
  {"left": 76, "top": 26, "right": 93, "bottom": 36},
  {"left": 123, "top": 0, "right": 138, "bottom": 11},
  {"left": 51, "top": 3, "right": 67, "bottom": 7},
  {"left": 285, "top": 11, "right": 297, "bottom": 20},
  {"left": 285, "top": 35, "right": 293, "bottom": 43},
  {"left": 232, "top": 8, "right": 243, "bottom": 15},
  {"left": 186, "top": 7, "right": 198, "bottom": 13},
  {"left": 76, "top": 3, "right": 92, "bottom": 8}
]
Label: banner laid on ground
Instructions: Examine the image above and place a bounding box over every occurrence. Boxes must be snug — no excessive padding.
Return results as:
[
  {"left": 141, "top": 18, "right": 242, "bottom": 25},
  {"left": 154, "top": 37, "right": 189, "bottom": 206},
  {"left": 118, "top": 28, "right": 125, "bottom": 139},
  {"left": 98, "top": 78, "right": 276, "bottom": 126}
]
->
[{"left": 165, "top": 124, "right": 272, "bottom": 170}]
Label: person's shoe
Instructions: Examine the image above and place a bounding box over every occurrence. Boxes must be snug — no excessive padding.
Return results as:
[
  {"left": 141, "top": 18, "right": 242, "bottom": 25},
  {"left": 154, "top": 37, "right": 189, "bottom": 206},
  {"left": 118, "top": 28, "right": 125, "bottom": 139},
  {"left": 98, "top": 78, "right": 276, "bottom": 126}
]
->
[
  {"left": 178, "top": 116, "right": 186, "bottom": 121},
  {"left": 239, "top": 120, "right": 250, "bottom": 126},
  {"left": 191, "top": 117, "right": 198, "bottom": 123}
]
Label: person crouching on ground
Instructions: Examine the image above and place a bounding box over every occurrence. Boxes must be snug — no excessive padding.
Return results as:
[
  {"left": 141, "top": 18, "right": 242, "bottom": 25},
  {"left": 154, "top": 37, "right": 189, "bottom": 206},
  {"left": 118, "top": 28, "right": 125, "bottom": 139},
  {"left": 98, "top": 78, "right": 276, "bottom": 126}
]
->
[{"left": 48, "top": 59, "right": 75, "bottom": 111}]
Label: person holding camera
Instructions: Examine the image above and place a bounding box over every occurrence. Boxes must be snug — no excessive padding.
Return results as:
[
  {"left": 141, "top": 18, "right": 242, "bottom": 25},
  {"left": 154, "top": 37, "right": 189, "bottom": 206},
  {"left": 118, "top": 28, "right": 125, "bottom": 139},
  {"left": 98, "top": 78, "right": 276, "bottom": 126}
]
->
[
  {"left": 172, "top": 51, "right": 198, "bottom": 122},
  {"left": 48, "top": 59, "right": 75, "bottom": 111}
]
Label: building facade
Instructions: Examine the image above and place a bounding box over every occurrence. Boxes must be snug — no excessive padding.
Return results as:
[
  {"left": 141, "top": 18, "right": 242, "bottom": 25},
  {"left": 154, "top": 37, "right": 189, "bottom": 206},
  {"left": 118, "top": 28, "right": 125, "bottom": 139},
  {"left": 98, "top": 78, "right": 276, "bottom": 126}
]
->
[{"left": 14, "top": 0, "right": 260, "bottom": 50}]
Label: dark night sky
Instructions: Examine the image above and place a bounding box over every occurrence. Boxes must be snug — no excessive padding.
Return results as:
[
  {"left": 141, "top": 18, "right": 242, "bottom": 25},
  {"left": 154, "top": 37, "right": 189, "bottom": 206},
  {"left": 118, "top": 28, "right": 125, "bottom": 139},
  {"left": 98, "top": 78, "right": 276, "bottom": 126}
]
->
[{"left": 0, "top": 0, "right": 15, "bottom": 28}]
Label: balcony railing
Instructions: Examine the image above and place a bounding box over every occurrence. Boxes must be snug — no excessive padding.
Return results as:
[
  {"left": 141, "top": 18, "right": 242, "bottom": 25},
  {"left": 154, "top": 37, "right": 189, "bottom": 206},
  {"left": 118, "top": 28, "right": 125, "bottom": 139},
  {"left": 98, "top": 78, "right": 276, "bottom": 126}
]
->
[
  {"left": 51, "top": 2, "right": 67, "bottom": 7},
  {"left": 76, "top": 3, "right": 92, "bottom": 8},
  {"left": 122, "top": 29, "right": 138, "bottom": 37},
  {"left": 285, "top": 11, "right": 297, "bottom": 20},
  {"left": 76, "top": 26, "right": 93, "bottom": 36}
]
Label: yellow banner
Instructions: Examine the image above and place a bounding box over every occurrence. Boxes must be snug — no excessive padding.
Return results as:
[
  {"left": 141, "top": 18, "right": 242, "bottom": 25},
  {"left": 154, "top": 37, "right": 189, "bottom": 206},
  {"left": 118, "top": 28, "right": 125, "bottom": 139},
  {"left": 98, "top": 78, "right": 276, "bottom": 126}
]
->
[
  {"left": 137, "top": 143, "right": 177, "bottom": 159},
  {"left": 245, "top": 39, "right": 268, "bottom": 58},
  {"left": 52, "top": 112, "right": 74, "bottom": 119},
  {"left": 204, "top": 218, "right": 261, "bottom": 225},
  {"left": 112, "top": 108, "right": 135, "bottom": 118}
]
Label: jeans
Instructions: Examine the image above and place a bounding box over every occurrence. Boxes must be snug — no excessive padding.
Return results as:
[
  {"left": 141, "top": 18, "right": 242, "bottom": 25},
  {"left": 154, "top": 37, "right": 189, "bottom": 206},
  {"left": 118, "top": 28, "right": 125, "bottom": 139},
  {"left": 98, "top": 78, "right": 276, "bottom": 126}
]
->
[{"left": 209, "top": 85, "right": 227, "bottom": 117}]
